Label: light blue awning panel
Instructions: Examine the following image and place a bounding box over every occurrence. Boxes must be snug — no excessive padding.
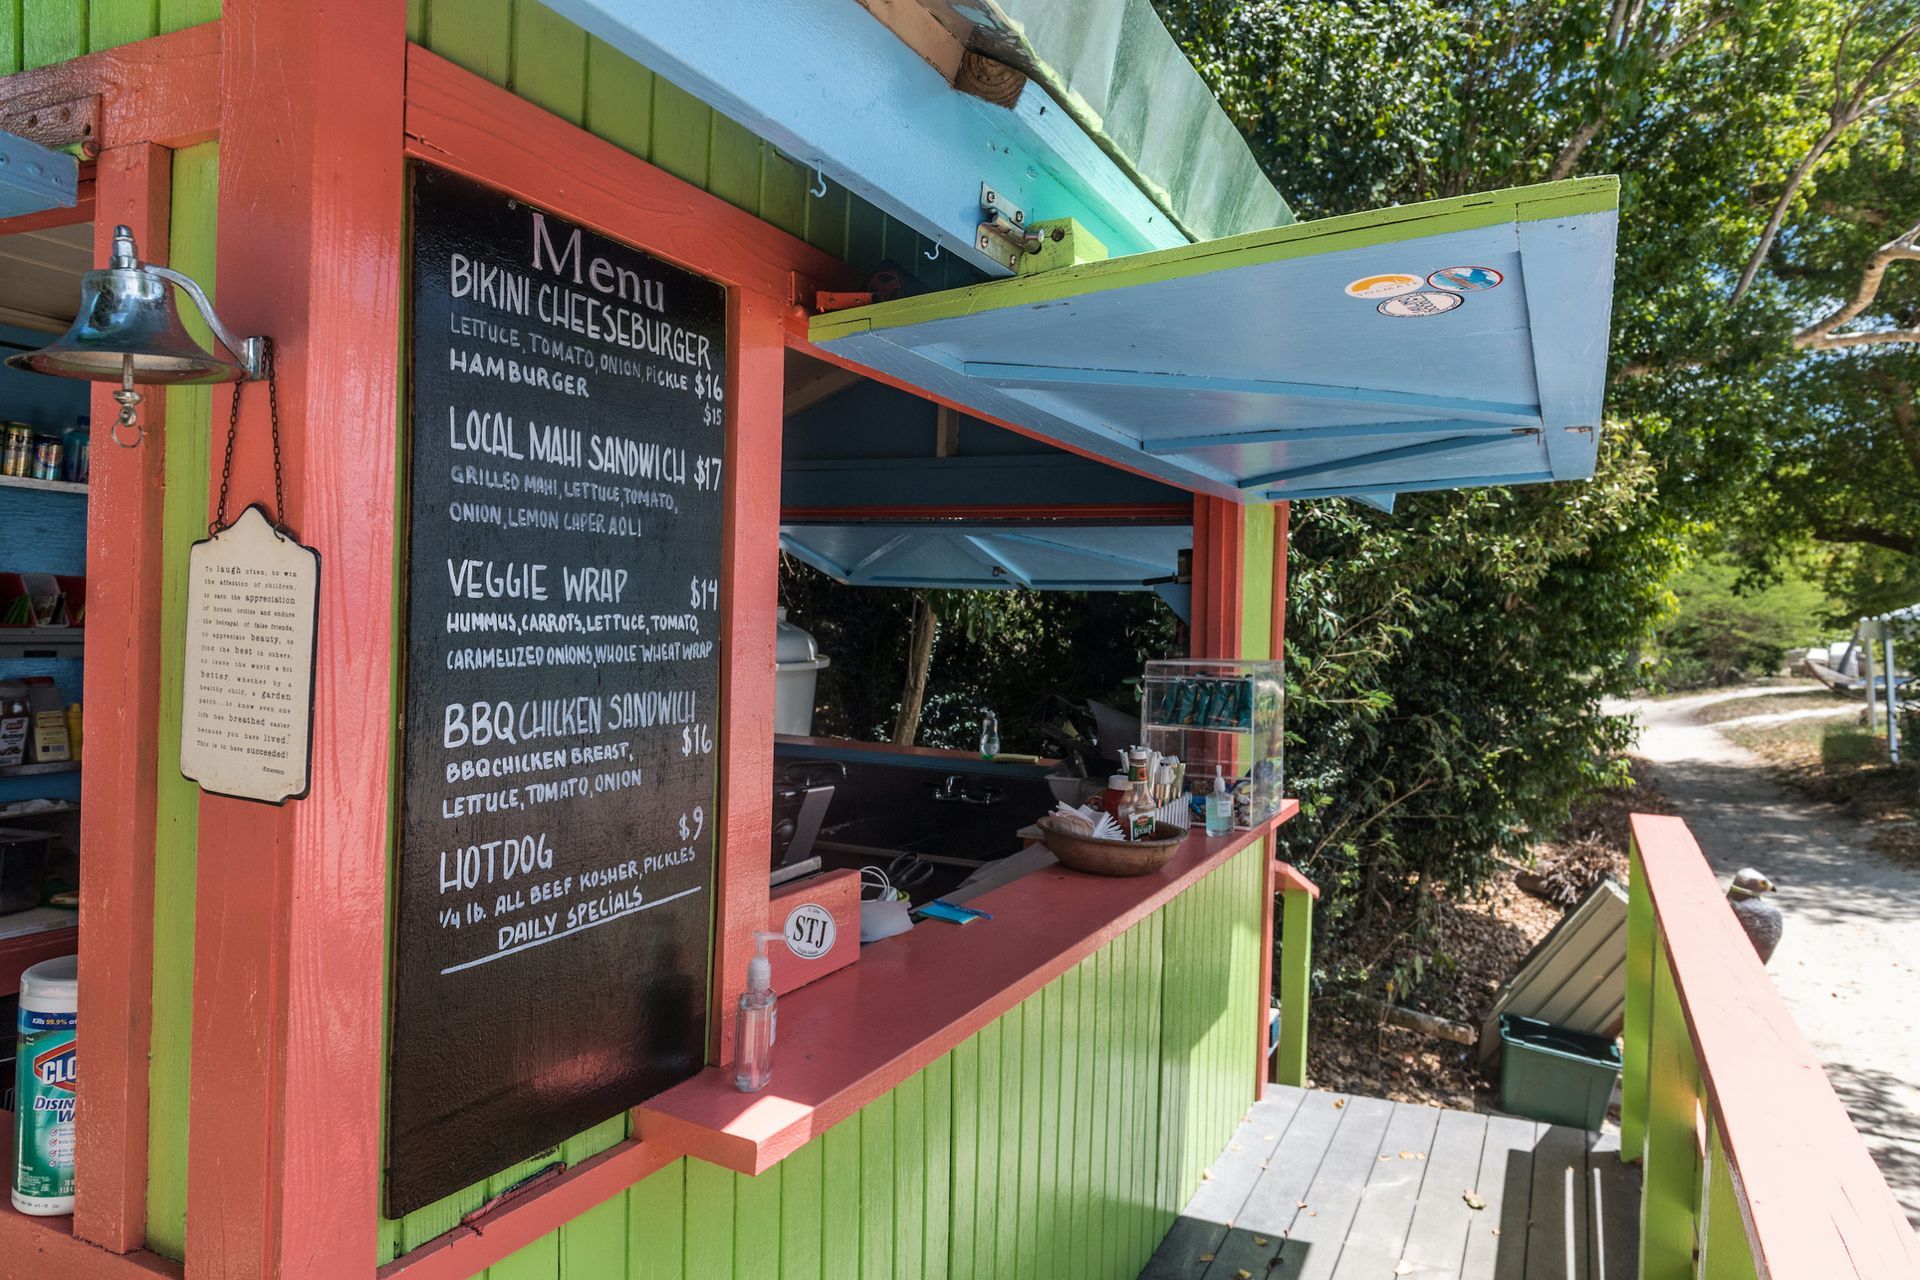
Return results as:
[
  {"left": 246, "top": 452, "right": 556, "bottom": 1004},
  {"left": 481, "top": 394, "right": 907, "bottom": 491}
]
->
[
  {"left": 0, "top": 130, "right": 78, "bottom": 220},
  {"left": 780, "top": 523, "right": 1186, "bottom": 592},
  {"left": 811, "top": 179, "right": 1619, "bottom": 505}
]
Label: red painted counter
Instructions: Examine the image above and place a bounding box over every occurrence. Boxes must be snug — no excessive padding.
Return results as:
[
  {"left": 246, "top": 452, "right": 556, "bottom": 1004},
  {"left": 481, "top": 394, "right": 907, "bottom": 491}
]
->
[{"left": 636, "top": 802, "right": 1296, "bottom": 1174}]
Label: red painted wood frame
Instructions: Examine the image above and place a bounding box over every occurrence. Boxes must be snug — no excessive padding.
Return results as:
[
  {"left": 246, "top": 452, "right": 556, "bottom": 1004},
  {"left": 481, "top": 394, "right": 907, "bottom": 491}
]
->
[
  {"left": 0, "top": 25, "right": 218, "bottom": 1274},
  {"left": 179, "top": 5, "right": 405, "bottom": 1278},
  {"left": 1629, "top": 814, "right": 1920, "bottom": 1278},
  {"left": 367, "top": 44, "right": 858, "bottom": 1280}
]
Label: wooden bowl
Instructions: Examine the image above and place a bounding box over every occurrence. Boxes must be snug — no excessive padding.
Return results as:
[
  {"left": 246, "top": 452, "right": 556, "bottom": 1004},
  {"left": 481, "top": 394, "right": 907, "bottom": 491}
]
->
[{"left": 1038, "top": 816, "right": 1185, "bottom": 877}]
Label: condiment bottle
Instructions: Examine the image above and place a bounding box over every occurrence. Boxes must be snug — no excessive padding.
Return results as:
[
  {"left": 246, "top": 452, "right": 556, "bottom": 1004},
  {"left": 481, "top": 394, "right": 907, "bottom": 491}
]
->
[
  {"left": 1102, "top": 773, "right": 1131, "bottom": 820},
  {"left": 1120, "top": 778, "right": 1159, "bottom": 841}
]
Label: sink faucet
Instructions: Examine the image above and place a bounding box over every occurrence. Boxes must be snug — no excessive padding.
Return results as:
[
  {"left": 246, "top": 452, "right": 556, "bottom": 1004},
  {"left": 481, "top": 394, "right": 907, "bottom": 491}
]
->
[{"left": 783, "top": 759, "right": 849, "bottom": 786}]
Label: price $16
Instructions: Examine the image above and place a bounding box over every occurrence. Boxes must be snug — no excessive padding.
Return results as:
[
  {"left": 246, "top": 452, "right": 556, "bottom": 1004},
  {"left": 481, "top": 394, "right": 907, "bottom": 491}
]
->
[{"left": 681, "top": 722, "right": 712, "bottom": 756}]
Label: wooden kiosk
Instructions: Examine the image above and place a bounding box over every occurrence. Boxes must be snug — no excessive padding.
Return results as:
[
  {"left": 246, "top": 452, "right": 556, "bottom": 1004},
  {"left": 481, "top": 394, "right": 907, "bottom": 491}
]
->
[{"left": 0, "top": 5, "right": 1616, "bottom": 1279}]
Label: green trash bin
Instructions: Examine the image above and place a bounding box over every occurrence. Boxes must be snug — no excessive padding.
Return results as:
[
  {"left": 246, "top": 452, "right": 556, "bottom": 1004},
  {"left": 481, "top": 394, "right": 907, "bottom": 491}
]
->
[{"left": 1496, "top": 1013, "right": 1622, "bottom": 1130}]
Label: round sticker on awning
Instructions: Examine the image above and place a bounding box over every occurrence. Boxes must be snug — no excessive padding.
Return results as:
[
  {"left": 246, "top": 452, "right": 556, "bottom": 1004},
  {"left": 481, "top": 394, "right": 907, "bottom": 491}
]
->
[
  {"left": 1427, "top": 265, "right": 1504, "bottom": 292},
  {"left": 1344, "top": 272, "right": 1423, "bottom": 299},
  {"left": 1377, "top": 290, "right": 1464, "bottom": 318}
]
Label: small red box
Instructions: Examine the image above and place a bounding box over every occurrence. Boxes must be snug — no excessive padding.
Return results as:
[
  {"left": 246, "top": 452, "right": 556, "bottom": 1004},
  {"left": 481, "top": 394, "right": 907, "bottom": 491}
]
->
[{"left": 767, "top": 869, "right": 860, "bottom": 994}]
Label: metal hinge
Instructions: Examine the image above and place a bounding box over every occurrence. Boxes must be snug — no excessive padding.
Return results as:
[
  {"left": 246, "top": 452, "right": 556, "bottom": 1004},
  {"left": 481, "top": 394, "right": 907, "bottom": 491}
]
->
[{"left": 976, "top": 182, "right": 1043, "bottom": 271}]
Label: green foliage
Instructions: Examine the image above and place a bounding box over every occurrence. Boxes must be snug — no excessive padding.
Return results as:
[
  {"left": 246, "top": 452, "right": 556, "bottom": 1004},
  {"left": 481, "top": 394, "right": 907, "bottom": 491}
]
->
[
  {"left": 1278, "top": 426, "right": 1681, "bottom": 941},
  {"left": 1652, "top": 554, "right": 1842, "bottom": 688},
  {"left": 1154, "top": 0, "right": 1920, "bottom": 972}
]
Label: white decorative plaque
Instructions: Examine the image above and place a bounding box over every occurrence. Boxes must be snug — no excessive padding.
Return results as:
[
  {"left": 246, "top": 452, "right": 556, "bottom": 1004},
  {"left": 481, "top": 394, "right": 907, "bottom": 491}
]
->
[{"left": 180, "top": 504, "right": 320, "bottom": 804}]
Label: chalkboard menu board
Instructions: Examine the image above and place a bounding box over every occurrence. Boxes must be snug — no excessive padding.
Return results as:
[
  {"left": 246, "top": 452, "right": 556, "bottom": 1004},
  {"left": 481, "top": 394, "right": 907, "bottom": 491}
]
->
[{"left": 386, "top": 166, "right": 726, "bottom": 1215}]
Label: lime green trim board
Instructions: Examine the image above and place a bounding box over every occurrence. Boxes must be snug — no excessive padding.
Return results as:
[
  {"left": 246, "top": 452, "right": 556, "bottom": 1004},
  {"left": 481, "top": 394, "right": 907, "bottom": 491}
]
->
[
  {"left": 813, "top": 177, "right": 1619, "bottom": 338},
  {"left": 1274, "top": 882, "right": 1312, "bottom": 1089},
  {"left": 1700, "top": 1121, "right": 1761, "bottom": 1280},
  {"left": 144, "top": 139, "right": 218, "bottom": 1261},
  {"left": 1620, "top": 840, "right": 1655, "bottom": 1156}
]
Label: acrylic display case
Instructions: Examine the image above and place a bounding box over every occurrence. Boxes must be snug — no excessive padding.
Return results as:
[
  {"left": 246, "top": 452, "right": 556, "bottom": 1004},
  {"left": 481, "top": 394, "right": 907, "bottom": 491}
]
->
[{"left": 1140, "top": 658, "right": 1284, "bottom": 828}]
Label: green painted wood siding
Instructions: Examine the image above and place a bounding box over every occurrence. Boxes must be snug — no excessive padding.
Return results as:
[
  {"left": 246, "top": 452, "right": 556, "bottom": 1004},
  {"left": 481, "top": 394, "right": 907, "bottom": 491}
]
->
[
  {"left": 435, "top": 841, "right": 1265, "bottom": 1280},
  {"left": 409, "top": 0, "right": 982, "bottom": 291},
  {"left": 0, "top": 0, "right": 217, "bottom": 71},
  {"left": 145, "top": 139, "right": 218, "bottom": 1260},
  {"left": 1620, "top": 838, "right": 1759, "bottom": 1280}
]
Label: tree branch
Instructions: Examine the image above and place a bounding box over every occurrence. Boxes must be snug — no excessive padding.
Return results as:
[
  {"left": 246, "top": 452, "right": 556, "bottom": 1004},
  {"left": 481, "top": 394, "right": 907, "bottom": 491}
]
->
[
  {"left": 1795, "top": 327, "right": 1920, "bottom": 350},
  {"left": 1546, "top": 118, "right": 1606, "bottom": 181},
  {"left": 1793, "top": 213, "right": 1920, "bottom": 349},
  {"left": 1810, "top": 522, "right": 1916, "bottom": 557},
  {"left": 1546, "top": 4, "right": 1733, "bottom": 181},
  {"left": 1732, "top": 18, "right": 1920, "bottom": 304},
  {"left": 1733, "top": 118, "right": 1850, "bottom": 304}
]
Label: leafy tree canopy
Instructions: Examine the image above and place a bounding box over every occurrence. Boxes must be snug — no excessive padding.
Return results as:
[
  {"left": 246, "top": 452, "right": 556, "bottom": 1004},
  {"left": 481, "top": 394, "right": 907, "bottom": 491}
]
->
[{"left": 1153, "top": 0, "right": 1920, "bottom": 952}]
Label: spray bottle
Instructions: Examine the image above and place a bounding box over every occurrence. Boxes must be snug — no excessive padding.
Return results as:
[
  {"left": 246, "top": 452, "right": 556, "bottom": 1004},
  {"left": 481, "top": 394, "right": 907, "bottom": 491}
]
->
[{"left": 733, "top": 931, "right": 790, "bottom": 1093}]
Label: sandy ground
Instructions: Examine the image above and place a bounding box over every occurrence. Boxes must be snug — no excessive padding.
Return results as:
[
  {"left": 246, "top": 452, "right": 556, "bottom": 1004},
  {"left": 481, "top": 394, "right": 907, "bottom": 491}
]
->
[{"left": 1617, "top": 687, "right": 1920, "bottom": 1224}]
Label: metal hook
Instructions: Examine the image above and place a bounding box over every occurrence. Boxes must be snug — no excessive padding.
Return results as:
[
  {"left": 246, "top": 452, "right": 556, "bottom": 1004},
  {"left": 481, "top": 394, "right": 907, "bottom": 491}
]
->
[
  {"left": 924, "top": 241, "right": 942, "bottom": 262},
  {"left": 808, "top": 160, "right": 827, "bottom": 199}
]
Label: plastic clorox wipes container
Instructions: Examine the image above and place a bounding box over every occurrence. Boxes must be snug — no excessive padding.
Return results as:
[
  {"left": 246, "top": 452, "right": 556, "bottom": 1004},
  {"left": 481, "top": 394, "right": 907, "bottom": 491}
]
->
[{"left": 13, "top": 953, "right": 77, "bottom": 1215}]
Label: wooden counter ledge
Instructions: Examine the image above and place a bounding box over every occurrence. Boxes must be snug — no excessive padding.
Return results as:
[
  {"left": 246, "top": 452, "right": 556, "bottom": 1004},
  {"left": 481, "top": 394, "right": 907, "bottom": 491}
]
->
[{"left": 636, "top": 802, "right": 1297, "bottom": 1175}]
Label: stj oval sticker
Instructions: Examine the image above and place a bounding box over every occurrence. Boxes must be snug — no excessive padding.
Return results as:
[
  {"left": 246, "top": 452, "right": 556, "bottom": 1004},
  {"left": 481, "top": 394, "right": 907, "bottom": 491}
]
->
[
  {"left": 1377, "top": 290, "right": 1464, "bottom": 318},
  {"left": 784, "top": 902, "right": 837, "bottom": 960},
  {"left": 1344, "top": 272, "right": 1424, "bottom": 299}
]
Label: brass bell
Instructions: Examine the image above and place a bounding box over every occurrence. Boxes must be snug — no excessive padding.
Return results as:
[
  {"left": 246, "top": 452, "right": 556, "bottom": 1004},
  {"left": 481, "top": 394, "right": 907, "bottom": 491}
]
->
[{"left": 6, "top": 225, "right": 263, "bottom": 446}]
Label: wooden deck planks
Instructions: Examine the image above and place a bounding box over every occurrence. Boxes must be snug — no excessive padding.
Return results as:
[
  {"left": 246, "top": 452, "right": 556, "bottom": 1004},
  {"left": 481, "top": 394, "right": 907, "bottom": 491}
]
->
[
  {"left": 1585, "top": 1132, "right": 1639, "bottom": 1280},
  {"left": 1138, "top": 1089, "right": 1307, "bottom": 1279},
  {"left": 1145, "top": 1089, "right": 1639, "bottom": 1280},
  {"left": 1523, "top": 1126, "right": 1592, "bottom": 1280},
  {"left": 1201, "top": 1086, "right": 1353, "bottom": 1277},
  {"left": 1457, "top": 1115, "right": 1539, "bottom": 1280},
  {"left": 1397, "top": 1108, "right": 1493, "bottom": 1280},
  {"left": 1330, "top": 1102, "right": 1445, "bottom": 1279},
  {"left": 1274, "top": 1095, "right": 1398, "bottom": 1280}
]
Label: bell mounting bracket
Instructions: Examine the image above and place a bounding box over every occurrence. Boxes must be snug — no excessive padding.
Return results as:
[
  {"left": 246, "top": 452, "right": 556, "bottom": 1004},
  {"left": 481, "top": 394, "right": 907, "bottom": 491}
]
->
[
  {"left": 104, "top": 226, "right": 265, "bottom": 381},
  {"left": 148, "top": 265, "right": 266, "bottom": 380}
]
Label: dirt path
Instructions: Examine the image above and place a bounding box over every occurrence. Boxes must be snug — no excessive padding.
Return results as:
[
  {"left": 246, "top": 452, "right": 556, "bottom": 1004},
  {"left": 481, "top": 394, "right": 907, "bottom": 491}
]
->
[{"left": 1621, "top": 688, "right": 1920, "bottom": 1224}]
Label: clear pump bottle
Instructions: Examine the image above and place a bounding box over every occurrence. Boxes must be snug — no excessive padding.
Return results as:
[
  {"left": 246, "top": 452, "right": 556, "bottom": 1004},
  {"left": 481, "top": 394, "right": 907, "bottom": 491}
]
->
[
  {"left": 1206, "top": 767, "right": 1233, "bottom": 836},
  {"left": 733, "top": 931, "right": 787, "bottom": 1093}
]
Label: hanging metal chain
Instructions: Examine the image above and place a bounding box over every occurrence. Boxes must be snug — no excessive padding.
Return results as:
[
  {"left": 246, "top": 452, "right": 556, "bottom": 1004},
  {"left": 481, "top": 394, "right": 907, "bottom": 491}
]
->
[{"left": 211, "top": 336, "right": 287, "bottom": 537}]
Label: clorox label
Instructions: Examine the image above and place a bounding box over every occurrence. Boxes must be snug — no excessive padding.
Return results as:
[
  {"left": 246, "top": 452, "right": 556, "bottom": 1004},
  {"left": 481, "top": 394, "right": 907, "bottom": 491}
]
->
[{"left": 32, "top": 1044, "right": 76, "bottom": 1092}]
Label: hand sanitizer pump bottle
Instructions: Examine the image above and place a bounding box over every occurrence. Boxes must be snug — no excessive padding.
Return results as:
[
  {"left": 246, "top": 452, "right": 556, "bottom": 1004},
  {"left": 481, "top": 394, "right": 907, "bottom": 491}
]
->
[
  {"left": 1206, "top": 767, "right": 1233, "bottom": 836},
  {"left": 733, "top": 931, "right": 787, "bottom": 1093}
]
